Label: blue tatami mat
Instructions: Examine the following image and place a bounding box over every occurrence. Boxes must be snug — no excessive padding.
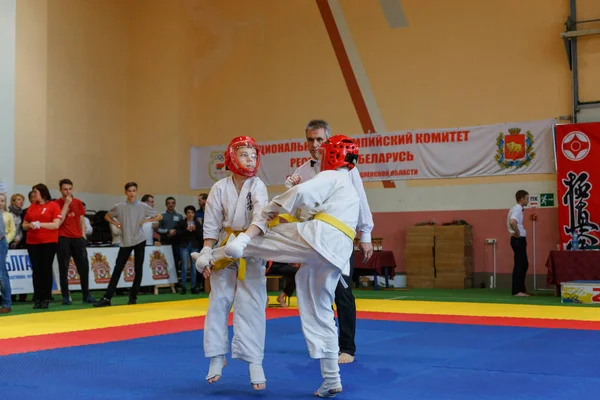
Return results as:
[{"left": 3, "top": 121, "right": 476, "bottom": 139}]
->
[{"left": 1, "top": 318, "right": 599, "bottom": 400}]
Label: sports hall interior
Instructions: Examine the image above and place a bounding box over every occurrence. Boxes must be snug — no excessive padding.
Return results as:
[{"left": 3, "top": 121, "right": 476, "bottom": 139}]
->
[{"left": 1, "top": 1, "right": 600, "bottom": 399}]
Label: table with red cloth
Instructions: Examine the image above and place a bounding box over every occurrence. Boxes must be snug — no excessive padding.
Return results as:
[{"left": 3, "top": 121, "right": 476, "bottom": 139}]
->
[
  {"left": 353, "top": 250, "right": 396, "bottom": 290},
  {"left": 546, "top": 250, "right": 600, "bottom": 294}
]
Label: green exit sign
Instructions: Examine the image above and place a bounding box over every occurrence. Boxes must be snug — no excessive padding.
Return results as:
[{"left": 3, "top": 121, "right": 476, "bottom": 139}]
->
[{"left": 540, "top": 193, "right": 554, "bottom": 207}]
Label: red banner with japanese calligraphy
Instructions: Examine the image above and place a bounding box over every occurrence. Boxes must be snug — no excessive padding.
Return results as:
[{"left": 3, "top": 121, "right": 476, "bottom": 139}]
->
[{"left": 555, "top": 122, "right": 600, "bottom": 249}]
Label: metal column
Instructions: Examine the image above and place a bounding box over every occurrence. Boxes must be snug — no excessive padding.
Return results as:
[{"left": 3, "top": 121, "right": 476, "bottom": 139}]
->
[{"left": 562, "top": 0, "right": 600, "bottom": 123}]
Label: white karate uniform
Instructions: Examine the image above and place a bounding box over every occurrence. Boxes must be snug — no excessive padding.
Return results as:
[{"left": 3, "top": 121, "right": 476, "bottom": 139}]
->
[
  {"left": 203, "top": 175, "right": 268, "bottom": 364},
  {"left": 240, "top": 168, "right": 359, "bottom": 360},
  {"left": 288, "top": 158, "right": 374, "bottom": 244}
]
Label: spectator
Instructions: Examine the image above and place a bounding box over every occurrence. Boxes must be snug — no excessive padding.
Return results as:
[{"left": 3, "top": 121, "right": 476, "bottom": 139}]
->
[
  {"left": 55, "top": 179, "right": 95, "bottom": 305},
  {"left": 10, "top": 191, "right": 33, "bottom": 303},
  {"left": 176, "top": 205, "right": 203, "bottom": 294},
  {"left": 23, "top": 184, "right": 62, "bottom": 309},
  {"left": 81, "top": 202, "right": 94, "bottom": 238},
  {"left": 94, "top": 182, "right": 162, "bottom": 307},
  {"left": 19, "top": 191, "right": 36, "bottom": 251},
  {"left": 157, "top": 197, "right": 183, "bottom": 269},
  {"left": 140, "top": 194, "right": 157, "bottom": 246},
  {"left": 8, "top": 193, "right": 25, "bottom": 249},
  {"left": 194, "top": 193, "right": 208, "bottom": 285},
  {"left": 195, "top": 193, "right": 208, "bottom": 224},
  {"left": 109, "top": 217, "right": 122, "bottom": 247},
  {"left": 1, "top": 193, "right": 16, "bottom": 313}
]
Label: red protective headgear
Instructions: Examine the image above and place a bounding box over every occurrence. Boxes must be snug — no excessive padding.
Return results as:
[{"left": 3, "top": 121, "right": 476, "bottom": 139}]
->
[
  {"left": 319, "top": 135, "right": 359, "bottom": 172},
  {"left": 224, "top": 136, "right": 261, "bottom": 177}
]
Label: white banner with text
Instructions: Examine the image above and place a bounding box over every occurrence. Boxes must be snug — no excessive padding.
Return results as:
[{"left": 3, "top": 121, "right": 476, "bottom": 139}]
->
[
  {"left": 5, "top": 246, "right": 178, "bottom": 295},
  {"left": 190, "top": 118, "right": 556, "bottom": 188}
]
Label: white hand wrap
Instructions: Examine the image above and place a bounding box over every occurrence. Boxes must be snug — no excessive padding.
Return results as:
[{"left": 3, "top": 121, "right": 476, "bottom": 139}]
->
[
  {"left": 194, "top": 246, "right": 213, "bottom": 273},
  {"left": 224, "top": 232, "right": 251, "bottom": 259}
]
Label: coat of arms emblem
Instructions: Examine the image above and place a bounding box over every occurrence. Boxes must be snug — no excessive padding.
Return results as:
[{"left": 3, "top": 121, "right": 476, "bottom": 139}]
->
[
  {"left": 67, "top": 257, "right": 81, "bottom": 285},
  {"left": 91, "top": 252, "right": 111, "bottom": 284},
  {"left": 150, "top": 250, "right": 170, "bottom": 280},
  {"left": 495, "top": 128, "right": 535, "bottom": 169},
  {"left": 124, "top": 255, "right": 136, "bottom": 282}
]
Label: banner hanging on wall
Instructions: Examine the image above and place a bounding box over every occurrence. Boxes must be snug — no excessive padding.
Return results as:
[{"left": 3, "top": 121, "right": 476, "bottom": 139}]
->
[
  {"left": 555, "top": 122, "right": 600, "bottom": 249},
  {"left": 5, "top": 246, "right": 178, "bottom": 295},
  {"left": 190, "top": 118, "right": 556, "bottom": 189}
]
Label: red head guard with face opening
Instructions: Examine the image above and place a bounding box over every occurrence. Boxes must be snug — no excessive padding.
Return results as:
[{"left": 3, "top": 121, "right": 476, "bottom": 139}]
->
[
  {"left": 319, "top": 135, "right": 359, "bottom": 172},
  {"left": 224, "top": 136, "right": 261, "bottom": 177}
]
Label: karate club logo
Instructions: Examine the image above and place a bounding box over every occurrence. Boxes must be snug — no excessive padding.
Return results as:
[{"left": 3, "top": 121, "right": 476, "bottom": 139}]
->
[
  {"left": 67, "top": 257, "right": 81, "bottom": 285},
  {"left": 124, "top": 255, "right": 136, "bottom": 282},
  {"left": 561, "top": 131, "right": 590, "bottom": 161},
  {"left": 150, "top": 250, "right": 170, "bottom": 280},
  {"left": 495, "top": 127, "right": 535, "bottom": 169},
  {"left": 208, "top": 150, "right": 229, "bottom": 182},
  {"left": 91, "top": 252, "right": 111, "bottom": 284}
]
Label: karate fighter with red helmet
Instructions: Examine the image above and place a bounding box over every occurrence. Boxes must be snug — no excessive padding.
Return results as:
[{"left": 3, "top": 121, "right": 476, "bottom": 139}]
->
[
  {"left": 192, "top": 136, "right": 269, "bottom": 391},
  {"left": 206, "top": 135, "right": 361, "bottom": 398}
]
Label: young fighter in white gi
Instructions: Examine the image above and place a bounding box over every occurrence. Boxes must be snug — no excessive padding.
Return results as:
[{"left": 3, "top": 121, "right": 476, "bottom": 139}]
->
[
  {"left": 191, "top": 136, "right": 269, "bottom": 391},
  {"left": 288, "top": 119, "right": 374, "bottom": 364},
  {"left": 203, "top": 135, "right": 360, "bottom": 398}
]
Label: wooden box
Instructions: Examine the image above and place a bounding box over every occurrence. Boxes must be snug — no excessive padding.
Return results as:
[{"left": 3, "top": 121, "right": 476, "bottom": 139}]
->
[{"left": 405, "top": 225, "right": 473, "bottom": 289}]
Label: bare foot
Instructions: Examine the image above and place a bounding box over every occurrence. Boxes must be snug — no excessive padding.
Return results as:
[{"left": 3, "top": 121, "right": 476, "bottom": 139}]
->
[
  {"left": 338, "top": 353, "right": 354, "bottom": 364},
  {"left": 513, "top": 292, "right": 530, "bottom": 297},
  {"left": 277, "top": 292, "right": 289, "bottom": 308},
  {"left": 206, "top": 358, "right": 227, "bottom": 383},
  {"left": 249, "top": 362, "right": 266, "bottom": 391},
  {"left": 314, "top": 387, "right": 343, "bottom": 397}
]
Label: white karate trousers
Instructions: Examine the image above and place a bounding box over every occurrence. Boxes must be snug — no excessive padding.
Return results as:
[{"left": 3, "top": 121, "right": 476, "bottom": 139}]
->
[
  {"left": 241, "top": 223, "right": 342, "bottom": 360},
  {"left": 203, "top": 258, "right": 267, "bottom": 364}
]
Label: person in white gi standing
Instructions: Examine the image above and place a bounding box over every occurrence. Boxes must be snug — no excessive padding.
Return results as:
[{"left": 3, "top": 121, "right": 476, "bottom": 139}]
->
[
  {"left": 192, "top": 136, "right": 269, "bottom": 391},
  {"left": 205, "top": 135, "right": 361, "bottom": 398},
  {"left": 286, "top": 119, "right": 374, "bottom": 364}
]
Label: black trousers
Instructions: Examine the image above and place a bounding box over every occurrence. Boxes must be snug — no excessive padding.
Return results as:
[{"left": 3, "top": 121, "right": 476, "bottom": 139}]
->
[
  {"left": 28, "top": 242, "right": 58, "bottom": 302},
  {"left": 266, "top": 262, "right": 298, "bottom": 297},
  {"left": 57, "top": 237, "right": 91, "bottom": 299},
  {"left": 510, "top": 237, "right": 529, "bottom": 295},
  {"left": 172, "top": 244, "right": 181, "bottom": 270},
  {"left": 335, "top": 254, "right": 356, "bottom": 356},
  {"left": 104, "top": 241, "right": 145, "bottom": 301}
]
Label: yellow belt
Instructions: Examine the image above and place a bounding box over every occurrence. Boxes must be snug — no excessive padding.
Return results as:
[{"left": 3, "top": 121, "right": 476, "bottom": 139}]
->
[
  {"left": 211, "top": 228, "right": 246, "bottom": 281},
  {"left": 312, "top": 213, "right": 356, "bottom": 240},
  {"left": 267, "top": 213, "right": 300, "bottom": 229},
  {"left": 268, "top": 212, "right": 356, "bottom": 241}
]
